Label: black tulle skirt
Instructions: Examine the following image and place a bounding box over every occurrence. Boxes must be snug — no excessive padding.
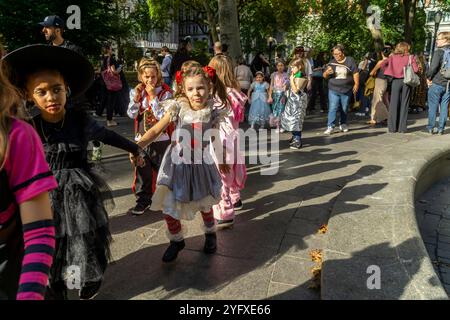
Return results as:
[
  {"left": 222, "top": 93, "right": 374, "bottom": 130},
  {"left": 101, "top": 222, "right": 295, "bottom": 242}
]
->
[{"left": 49, "top": 167, "right": 114, "bottom": 287}]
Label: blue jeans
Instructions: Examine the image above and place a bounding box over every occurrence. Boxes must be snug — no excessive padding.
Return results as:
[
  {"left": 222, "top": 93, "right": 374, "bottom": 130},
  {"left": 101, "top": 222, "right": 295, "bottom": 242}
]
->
[
  {"left": 427, "top": 83, "right": 450, "bottom": 131},
  {"left": 327, "top": 89, "right": 352, "bottom": 128},
  {"left": 163, "top": 77, "right": 172, "bottom": 87}
]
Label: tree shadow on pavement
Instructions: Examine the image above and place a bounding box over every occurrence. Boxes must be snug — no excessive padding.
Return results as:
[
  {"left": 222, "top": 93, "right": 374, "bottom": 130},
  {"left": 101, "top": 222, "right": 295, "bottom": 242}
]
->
[
  {"left": 97, "top": 164, "right": 389, "bottom": 300},
  {"left": 320, "top": 238, "right": 443, "bottom": 300}
]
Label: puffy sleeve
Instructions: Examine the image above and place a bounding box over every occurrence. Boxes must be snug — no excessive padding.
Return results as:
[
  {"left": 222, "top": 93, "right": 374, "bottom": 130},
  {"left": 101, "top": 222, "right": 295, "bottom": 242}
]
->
[
  {"left": 127, "top": 89, "right": 140, "bottom": 119},
  {"left": 160, "top": 98, "right": 182, "bottom": 122},
  {"left": 5, "top": 120, "right": 57, "bottom": 204}
]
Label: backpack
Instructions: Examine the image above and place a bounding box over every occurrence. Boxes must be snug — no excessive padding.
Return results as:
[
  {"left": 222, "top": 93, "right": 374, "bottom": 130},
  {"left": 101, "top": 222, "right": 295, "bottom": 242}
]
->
[{"left": 440, "top": 48, "right": 450, "bottom": 79}]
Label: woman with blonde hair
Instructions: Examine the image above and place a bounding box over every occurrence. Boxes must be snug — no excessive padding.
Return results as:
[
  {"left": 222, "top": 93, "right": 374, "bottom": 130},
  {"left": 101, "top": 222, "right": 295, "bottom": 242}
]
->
[{"left": 381, "top": 42, "right": 419, "bottom": 133}]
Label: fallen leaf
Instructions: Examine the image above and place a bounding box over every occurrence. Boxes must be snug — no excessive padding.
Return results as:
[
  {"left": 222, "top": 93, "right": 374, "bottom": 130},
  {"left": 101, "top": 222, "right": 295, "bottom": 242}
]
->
[
  {"left": 311, "top": 265, "right": 322, "bottom": 277},
  {"left": 318, "top": 224, "right": 328, "bottom": 234},
  {"left": 309, "top": 249, "right": 322, "bottom": 263}
]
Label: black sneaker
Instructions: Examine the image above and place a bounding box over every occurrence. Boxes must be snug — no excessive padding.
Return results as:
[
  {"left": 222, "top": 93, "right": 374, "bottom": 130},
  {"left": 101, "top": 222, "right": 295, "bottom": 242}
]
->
[
  {"left": 204, "top": 233, "right": 217, "bottom": 254},
  {"left": 289, "top": 137, "right": 295, "bottom": 145},
  {"left": 79, "top": 281, "right": 102, "bottom": 300},
  {"left": 290, "top": 139, "right": 302, "bottom": 150},
  {"left": 162, "top": 240, "right": 185, "bottom": 262},
  {"left": 217, "top": 219, "right": 234, "bottom": 228},
  {"left": 131, "top": 202, "right": 150, "bottom": 215},
  {"left": 233, "top": 200, "right": 243, "bottom": 210}
]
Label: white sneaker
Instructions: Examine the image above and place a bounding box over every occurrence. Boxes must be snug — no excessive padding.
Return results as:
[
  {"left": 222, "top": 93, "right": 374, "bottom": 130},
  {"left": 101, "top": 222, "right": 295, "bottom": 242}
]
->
[
  {"left": 339, "top": 124, "right": 349, "bottom": 132},
  {"left": 279, "top": 128, "right": 285, "bottom": 133},
  {"left": 324, "top": 127, "right": 334, "bottom": 135},
  {"left": 91, "top": 143, "right": 104, "bottom": 161},
  {"left": 107, "top": 120, "right": 118, "bottom": 127}
]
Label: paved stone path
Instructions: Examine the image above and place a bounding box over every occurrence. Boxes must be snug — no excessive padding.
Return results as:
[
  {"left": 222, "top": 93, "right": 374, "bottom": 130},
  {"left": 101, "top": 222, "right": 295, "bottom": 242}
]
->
[
  {"left": 75, "top": 111, "right": 447, "bottom": 300},
  {"left": 416, "top": 177, "right": 450, "bottom": 294}
]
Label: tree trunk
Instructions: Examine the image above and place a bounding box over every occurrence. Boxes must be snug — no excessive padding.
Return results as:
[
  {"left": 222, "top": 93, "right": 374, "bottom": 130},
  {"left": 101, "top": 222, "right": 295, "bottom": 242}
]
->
[
  {"left": 202, "top": 1, "right": 219, "bottom": 43},
  {"left": 404, "top": 0, "right": 417, "bottom": 44},
  {"left": 218, "top": 0, "right": 242, "bottom": 63}
]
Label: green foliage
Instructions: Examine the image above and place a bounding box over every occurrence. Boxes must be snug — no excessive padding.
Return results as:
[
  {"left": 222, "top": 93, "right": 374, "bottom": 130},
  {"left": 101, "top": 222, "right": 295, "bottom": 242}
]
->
[
  {"left": 239, "top": 0, "right": 308, "bottom": 56},
  {"left": 0, "top": 0, "right": 129, "bottom": 58},
  {"left": 191, "top": 39, "right": 212, "bottom": 65},
  {"left": 286, "top": 0, "right": 429, "bottom": 61},
  {"left": 147, "top": 0, "right": 177, "bottom": 31}
]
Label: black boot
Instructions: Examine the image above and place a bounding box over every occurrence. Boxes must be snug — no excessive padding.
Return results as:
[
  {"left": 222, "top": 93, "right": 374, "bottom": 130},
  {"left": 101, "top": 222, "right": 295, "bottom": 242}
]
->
[
  {"left": 204, "top": 233, "right": 217, "bottom": 254},
  {"left": 162, "top": 240, "right": 185, "bottom": 262},
  {"left": 46, "top": 281, "right": 68, "bottom": 300},
  {"left": 79, "top": 281, "right": 102, "bottom": 300}
]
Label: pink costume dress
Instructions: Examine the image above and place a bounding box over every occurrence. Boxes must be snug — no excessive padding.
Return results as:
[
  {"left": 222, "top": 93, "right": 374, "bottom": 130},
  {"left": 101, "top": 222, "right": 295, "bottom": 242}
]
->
[{"left": 213, "top": 87, "right": 248, "bottom": 221}]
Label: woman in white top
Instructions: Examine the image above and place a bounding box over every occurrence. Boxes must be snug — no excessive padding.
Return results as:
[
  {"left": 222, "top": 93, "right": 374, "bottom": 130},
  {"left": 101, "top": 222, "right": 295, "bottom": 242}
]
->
[{"left": 235, "top": 57, "right": 253, "bottom": 94}]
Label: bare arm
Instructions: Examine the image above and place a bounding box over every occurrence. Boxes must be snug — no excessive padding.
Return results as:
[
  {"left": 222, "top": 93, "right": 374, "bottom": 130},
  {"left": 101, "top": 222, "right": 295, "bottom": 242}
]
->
[
  {"left": 19, "top": 192, "right": 53, "bottom": 224},
  {"left": 353, "top": 72, "right": 360, "bottom": 95},
  {"left": 370, "top": 60, "right": 383, "bottom": 77},
  {"left": 268, "top": 76, "right": 274, "bottom": 102},
  {"left": 137, "top": 111, "right": 172, "bottom": 148},
  {"left": 247, "top": 86, "right": 253, "bottom": 101}
]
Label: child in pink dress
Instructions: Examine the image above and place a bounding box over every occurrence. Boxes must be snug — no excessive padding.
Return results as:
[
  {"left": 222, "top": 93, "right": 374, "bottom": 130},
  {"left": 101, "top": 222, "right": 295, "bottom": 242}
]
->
[{"left": 208, "top": 55, "right": 248, "bottom": 227}]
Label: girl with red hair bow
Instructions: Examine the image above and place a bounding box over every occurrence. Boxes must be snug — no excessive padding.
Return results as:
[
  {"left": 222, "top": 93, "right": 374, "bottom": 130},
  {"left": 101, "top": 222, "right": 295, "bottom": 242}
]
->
[{"left": 132, "top": 63, "right": 231, "bottom": 263}]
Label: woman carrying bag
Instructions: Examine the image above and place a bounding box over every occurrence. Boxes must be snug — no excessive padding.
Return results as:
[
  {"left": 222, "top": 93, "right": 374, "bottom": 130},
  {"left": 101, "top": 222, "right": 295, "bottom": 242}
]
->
[
  {"left": 381, "top": 42, "right": 419, "bottom": 133},
  {"left": 99, "top": 45, "right": 122, "bottom": 127}
]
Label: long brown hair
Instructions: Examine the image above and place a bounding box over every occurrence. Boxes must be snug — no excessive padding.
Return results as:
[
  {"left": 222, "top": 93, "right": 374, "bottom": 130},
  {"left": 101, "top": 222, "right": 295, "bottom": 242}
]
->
[
  {"left": 0, "top": 44, "right": 24, "bottom": 168},
  {"left": 208, "top": 55, "right": 240, "bottom": 91},
  {"left": 176, "top": 63, "right": 228, "bottom": 108},
  {"left": 174, "top": 60, "right": 202, "bottom": 96},
  {"left": 289, "top": 58, "right": 306, "bottom": 75}
]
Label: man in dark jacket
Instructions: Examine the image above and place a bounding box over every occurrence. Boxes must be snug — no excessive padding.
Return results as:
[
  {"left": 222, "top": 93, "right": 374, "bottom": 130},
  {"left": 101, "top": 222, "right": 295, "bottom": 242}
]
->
[
  {"left": 426, "top": 31, "right": 450, "bottom": 135},
  {"left": 39, "top": 15, "right": 83, "bottom": 55}
]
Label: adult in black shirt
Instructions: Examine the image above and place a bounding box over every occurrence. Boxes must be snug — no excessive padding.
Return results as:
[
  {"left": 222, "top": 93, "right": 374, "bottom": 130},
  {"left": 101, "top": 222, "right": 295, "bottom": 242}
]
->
[
  {"left": 323, "top": 44, "right": 359, "bottom": 134},
  {"left": 39, "top": 15, "right": 83, "bottom": 56},
  {"left": 250, "top": 52, "right": 270, "bottom": 79},
  {"left": 170, "top": 39, "right": 193, "bottom": 80}
]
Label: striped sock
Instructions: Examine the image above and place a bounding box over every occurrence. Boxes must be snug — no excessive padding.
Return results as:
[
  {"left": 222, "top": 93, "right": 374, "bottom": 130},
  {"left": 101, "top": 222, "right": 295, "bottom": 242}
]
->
[
  {"left": 16, "top": 220, "right": 55, "bottom": 300},
  {"left": 164, "top": 215, "right": 182, "bottom": 235}
]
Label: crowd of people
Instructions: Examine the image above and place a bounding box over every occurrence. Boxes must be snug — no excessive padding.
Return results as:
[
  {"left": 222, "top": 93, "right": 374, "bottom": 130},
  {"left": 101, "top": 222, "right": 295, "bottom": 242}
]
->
[{"left": 1, "top": 13, "right": 450, "bottom": 301}]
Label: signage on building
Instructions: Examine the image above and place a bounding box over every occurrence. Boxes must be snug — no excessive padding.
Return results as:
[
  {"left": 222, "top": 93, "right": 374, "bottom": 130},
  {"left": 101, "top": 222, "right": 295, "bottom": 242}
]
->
[{"left": 136, "top": 40, "right": 178, "bottom": 50}]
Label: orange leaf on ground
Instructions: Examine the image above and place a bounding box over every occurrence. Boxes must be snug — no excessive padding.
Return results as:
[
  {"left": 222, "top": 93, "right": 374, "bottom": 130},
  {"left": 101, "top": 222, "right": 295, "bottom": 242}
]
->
[
  {"left": 309, "top": 249, "right": 322, "bottom": 263},
  {"left": 318, "top": 224, "right": 328, "bottom": 234}
]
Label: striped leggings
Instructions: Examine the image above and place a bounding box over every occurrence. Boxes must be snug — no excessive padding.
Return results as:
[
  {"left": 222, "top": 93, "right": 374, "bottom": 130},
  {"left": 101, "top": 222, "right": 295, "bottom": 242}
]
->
[{"left": 165, "top": 210, "right": 215, "bottom": 236}]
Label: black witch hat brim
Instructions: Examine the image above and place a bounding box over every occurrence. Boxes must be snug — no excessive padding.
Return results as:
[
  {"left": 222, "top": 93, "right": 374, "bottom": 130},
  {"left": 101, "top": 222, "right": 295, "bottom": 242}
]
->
[{"left": 2, "top": 44, "right": 94, "bottom": 98}]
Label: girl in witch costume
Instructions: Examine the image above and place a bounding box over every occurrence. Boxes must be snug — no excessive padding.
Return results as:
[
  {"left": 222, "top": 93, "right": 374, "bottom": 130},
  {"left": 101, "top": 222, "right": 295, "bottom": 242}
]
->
[
  {"left": 3, "top": 44, "right": 145, "bottom": 299},
  {"left": 127, "top": 58, "right": 173, "bottom": 215},
  {"left": 0, "top": 45, "right": 57, "bottom": 300},
  {"left": 132, "top": 64, "right": 230, "bottom": 262}
]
